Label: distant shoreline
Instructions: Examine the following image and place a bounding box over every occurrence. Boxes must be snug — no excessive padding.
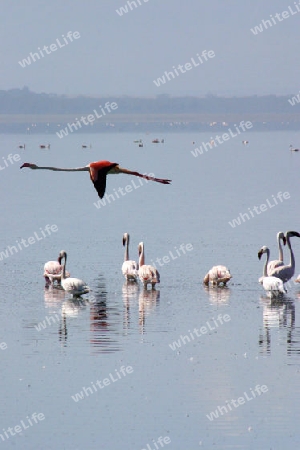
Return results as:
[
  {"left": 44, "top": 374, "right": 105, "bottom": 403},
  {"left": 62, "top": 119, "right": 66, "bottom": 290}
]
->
[{"left": 1, "top": 113, "right": 300, "bottom": 133}]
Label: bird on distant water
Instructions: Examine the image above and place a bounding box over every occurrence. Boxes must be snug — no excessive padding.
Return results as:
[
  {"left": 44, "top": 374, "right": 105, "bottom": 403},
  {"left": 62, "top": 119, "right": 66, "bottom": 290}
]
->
[
  {"left": 290, "top": 144, "right": 299, "bottom": 152},
  {"left": 20, "top": 160, "right": 171, "bottom": 198}
]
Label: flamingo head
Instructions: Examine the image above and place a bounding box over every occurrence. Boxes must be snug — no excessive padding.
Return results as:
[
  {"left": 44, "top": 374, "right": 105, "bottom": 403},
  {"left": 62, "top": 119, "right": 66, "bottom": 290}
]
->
[
  {"left": 258, "top": 246, "right": 268, "bottom": 260},
  {"left": 286, "top": 231, "right": 300, "bottom": 239},
  {"left": 20, "top": 163, "right": 37, "bottom": 169},
  {"left": 138, "top": 242, "right": 144, "bottom": 256},
  {"left": 58, "top": 250, "right": 67, "bottom": 264},
  {"left": 278, "top": 231, "right": 286, "bottom": 246},
  {"left": 123, "top": 233, "right": 129, "bottom": 246}
]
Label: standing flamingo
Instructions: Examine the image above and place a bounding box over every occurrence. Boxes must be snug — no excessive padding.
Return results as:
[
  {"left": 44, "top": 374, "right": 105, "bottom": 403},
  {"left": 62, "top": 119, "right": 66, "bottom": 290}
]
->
[
  {"left": 20, "top": 160, "right": 171, "bottom": 199},
  {"left": 44, "top": 250, "right": 70, "bottom": 286},
  {"left": 267, "top": 231, "right": 286, "bottom": 276},
  {"left": 138, "top": 242, "right": 160, "bottom": 289},
  {"left": 258, "top": 246, "right": 286, "bottom": 296},
  {"left": 61, "top": 260, "right": 90, "bottom": 297},
  {"left": 263, "top": 231, "right": 300, "bottom": 283},
  {"left": 203, "top": 265, "right": 232, "bottom": 286},
  {"left": 122, "top": 233, "right": 139, "bottom": 282}
]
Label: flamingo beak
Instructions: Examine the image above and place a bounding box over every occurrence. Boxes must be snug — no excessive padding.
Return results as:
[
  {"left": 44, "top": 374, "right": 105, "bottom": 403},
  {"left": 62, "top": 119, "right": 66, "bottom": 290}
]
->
[
  {"left": 258, "top": 250, "right": 263, "bottom": 260},
  {"left": 283, "top": 236, "right": 287, "bottom": 245}
]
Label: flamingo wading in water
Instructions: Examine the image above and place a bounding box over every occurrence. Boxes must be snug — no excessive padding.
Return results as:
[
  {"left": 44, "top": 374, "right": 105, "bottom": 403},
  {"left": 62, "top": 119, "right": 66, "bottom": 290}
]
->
[
  {"left": 122, "top": 233, "right": 139, "bottom": 282},
  {"left": 20, "top": 160, "right": 171, "bottom": 199},
  {"left": 258, "top": 246, "right": 286, "bottom": 296},
  {"left": 61, "top": 259, "right": 90, "bottom": 298},
  {"left": 44, "top": 250, "right": 70, "bottom": 286},
  {"left": 203, "top": 265, "right": 232, "bottom": 286},
  {"left": 138, "top": 242, "right": 160, "bottom": 289},
  {"left": 266, "top": 231, "right": 300, "bottom": 283}
]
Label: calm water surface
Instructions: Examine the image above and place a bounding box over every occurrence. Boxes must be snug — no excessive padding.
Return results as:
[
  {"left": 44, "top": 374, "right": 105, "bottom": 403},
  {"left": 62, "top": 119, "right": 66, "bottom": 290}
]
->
[{"left": 1, "top": 131, "right": 300, "bottom": 449}]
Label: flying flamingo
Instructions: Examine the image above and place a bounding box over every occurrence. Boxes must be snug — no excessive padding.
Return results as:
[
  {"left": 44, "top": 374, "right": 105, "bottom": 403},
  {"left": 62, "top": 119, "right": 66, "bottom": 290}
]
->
[
  {"left": 258, "top": 246, "right": 286, "bottom": 296},
  {"left": 267, "top": 231, "right": 286, "bottom": 276},
  {"left": 20, "top": 160, "right": 171, "bottom": 199},
  {"left": 60, "top": 259, "right": 90, "bottom": 297},
  {"left": 203, "top": 265, "right": 232, "bottom": 286},
  {"left": 138, "top": 242, "right": 160, "bottom": 289},
  {"left": 44, "top": 250, "right": 70, "bottom": 286},
  {"left": 260, "top": 231, "right": 300, "bottom": 283},
  {"left": 122, "top": 233, "right": 139, "bottom": 282}
]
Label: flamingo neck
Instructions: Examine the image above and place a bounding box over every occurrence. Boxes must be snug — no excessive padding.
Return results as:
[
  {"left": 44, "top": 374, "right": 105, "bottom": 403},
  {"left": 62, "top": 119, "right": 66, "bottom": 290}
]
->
[
  {"left": 139, "top": 247, "right": 145, "bottom": 267},
  {"left": 124, "top": 237, "right": 129, "bottom": 262},
  {"left": 263, "top": 249, "right": 270, "bottom": 277},
  {"left": 286, "top": 235, "right": 295, "bottom": 268},
  {"left": 278, "top": 236, "right": 284, "bottom": 262},
  {"left": 36, "top": 166, "right": 89, "bottom": 172}
]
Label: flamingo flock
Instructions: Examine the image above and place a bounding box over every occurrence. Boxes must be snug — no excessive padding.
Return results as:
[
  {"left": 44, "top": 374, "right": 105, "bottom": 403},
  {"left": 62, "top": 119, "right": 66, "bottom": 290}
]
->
[
  {"left": 258, "top": 231, "right": 300, "bottom": 296},
  {"left": 20, "top": 158, "right": 300, "bottom": 298}
]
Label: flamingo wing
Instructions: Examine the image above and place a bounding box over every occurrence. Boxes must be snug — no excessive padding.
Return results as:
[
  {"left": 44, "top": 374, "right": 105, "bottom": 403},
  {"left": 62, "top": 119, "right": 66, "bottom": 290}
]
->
[{"left": 89, "top": 161, "right": 118, "bottom": 198}]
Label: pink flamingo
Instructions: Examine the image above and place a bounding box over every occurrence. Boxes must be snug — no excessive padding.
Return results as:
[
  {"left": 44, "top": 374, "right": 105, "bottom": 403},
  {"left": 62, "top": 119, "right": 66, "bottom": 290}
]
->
[
  {"left": 20, "top": 160, "right": 171, "bottom": 199},
  {"left": 44, "top": 250, "right": 70, "bottom": 286},
  {"left": 138, "top": 242, "right": 160, "bottom": 289}
]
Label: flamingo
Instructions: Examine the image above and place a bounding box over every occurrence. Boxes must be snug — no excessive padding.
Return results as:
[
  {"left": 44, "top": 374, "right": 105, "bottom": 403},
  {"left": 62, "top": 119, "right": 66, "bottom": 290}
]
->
[
  {"left": 61, "top": 259, "right": 90, "bottom": 297},
  {"left": 44, "top": 250, "right": 70, "bottom": 286},
  {"left": 40, "top": 144, "right": 50, "bottom": 149},
  {"left": 18, "top": 144, "right": 25, "bottom": 149},
  {"left": 242, "top": 140, "right": 249, "bottom": 145},
  {"left": 122, "top": 233, "right": 139, "bottom": 282},
  {"left": 20, "top": 160, "right": 171, "bottom": 199},
  {"left": 203, "top": 265, "right": 232, "bottom": 286},
  {"left": 267, "top": 231, "right": 286, "bottom": 276},
  {"left": 290, "top": 145, "right": 299, "bottom": 152},
  {"left": 267, "top": 231, "right": 300, "bottom": 283},
  {"left": 138, "top": 242, "right": 160, "bottom": 289},
  {"left": 258, "top": 247, "right": 286, "bottom": 296}
]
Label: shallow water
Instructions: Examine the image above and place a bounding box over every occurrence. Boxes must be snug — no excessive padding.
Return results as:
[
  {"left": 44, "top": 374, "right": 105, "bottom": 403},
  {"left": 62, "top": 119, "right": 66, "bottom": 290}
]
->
[{"left": 1, "top": 131, "right": 300, "bottom": 449}]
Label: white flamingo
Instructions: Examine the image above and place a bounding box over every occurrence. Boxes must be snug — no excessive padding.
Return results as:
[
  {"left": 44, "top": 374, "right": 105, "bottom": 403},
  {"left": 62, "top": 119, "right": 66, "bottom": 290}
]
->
[
  {"left": 258, "top": 246, "right": 286, "bottom": 296},
  {"left": 61, "top": 260, "right": 90, "bottom": 297},
  {"left": 267, "top": 231, "right": 286, "bottom": 276},
  {"left": 138, "top": 242, "right": 160, "bottom": 289},
  {"left": 44, "top": 250, "right": 70, "bottom": 286},
  {"left": 203, "top": 265, "right": 232, "bottom": 286},
  {"left": 268, "top": 231, "right": 300, "bottom": 283},
  {"left": 121, "top": 233, "right": 139, "bottom": 282}
]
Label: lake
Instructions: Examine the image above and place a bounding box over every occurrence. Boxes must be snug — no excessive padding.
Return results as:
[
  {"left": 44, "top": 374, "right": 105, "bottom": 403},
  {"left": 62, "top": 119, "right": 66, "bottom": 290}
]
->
[{"left": 1, "top": 130, "right": 300, "bottom": 449}]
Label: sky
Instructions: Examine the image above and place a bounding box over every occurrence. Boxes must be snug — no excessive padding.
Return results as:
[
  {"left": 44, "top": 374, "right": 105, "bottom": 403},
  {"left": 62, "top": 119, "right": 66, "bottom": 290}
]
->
[{"left": 1, "top": 0, "right": 299, "bottom": 97}]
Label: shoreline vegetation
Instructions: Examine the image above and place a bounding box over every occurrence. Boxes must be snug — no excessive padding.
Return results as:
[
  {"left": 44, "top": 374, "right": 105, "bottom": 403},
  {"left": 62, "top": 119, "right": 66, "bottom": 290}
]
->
[{"left": 1, "top": 87, "right": 300, "bottom": 131}]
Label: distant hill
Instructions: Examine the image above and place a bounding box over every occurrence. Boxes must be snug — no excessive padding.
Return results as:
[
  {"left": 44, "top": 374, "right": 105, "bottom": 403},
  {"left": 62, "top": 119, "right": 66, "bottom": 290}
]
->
[{"left": 1, "top": 87, "right": 300, "bottom": 115}]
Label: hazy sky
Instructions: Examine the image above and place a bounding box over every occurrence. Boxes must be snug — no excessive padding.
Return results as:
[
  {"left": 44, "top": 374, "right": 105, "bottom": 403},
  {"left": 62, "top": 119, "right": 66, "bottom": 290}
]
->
[{"left": 1, "top": 0, "right": 299, "bottom": 96}]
